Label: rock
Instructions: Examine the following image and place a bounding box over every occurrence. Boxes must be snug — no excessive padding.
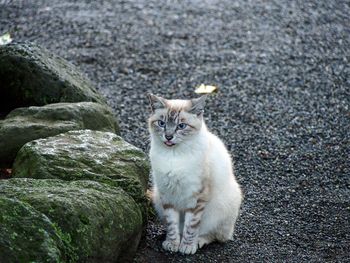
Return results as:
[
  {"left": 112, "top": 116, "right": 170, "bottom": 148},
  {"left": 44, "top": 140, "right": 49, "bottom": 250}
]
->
[
  {"left": 13, "top": 129, "right": 150, "bottom": 219},
  {"left": 0, "top": 197, "right": 67, "bottom": 263},
  {"left": 0, "top": 178, "right": 143, "bottom": 262},
  {"left": 0, "top": 42, "right": 107, "bottom": 117},
  {"left": 0, "top": 102, "right": 119, "bottom": 168}
]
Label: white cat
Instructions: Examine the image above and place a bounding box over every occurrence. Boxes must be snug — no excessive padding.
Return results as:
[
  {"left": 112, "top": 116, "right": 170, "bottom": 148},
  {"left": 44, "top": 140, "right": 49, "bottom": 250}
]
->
[{"left": 148, "top": 94, "right": 242, "bottom": 255}]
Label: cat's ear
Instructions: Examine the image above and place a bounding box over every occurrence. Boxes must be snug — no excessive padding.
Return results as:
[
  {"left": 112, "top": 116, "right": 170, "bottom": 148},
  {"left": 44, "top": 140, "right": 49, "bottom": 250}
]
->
[
  {"left": 148, "top": 93, "right": 167, "bottom": 112},
  {"left": 190, "top": 95, "right": 207, "bottom": 116}
]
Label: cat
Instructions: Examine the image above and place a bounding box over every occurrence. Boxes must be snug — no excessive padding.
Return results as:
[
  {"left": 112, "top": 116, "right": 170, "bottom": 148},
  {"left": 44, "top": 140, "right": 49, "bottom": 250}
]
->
[{"left": 147, "top": 93, "right": 242, "bottom": 255}]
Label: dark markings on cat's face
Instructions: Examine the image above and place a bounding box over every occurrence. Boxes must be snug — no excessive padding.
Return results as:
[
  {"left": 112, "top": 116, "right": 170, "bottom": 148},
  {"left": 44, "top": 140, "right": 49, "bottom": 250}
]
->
[{"left": 148, "top": 94, "right": 206, "bottom": 148}]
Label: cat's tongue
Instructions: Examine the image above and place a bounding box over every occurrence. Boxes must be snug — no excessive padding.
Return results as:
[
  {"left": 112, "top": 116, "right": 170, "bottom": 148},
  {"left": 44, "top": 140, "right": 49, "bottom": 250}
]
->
[{"left": 164, "top": 141, "right": 175, "bottom": 147}]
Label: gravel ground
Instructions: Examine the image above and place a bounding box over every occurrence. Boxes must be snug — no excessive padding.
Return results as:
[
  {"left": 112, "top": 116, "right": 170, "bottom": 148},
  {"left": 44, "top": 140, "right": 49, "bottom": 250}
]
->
[{"left": 1, "top": 0, "right": 349, "bottom": 262}]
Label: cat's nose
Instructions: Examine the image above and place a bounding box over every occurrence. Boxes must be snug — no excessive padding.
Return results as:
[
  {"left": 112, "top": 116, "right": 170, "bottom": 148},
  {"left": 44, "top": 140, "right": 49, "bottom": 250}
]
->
[{"left": 165, "top": 135, "right": 173, "bottom": 141}]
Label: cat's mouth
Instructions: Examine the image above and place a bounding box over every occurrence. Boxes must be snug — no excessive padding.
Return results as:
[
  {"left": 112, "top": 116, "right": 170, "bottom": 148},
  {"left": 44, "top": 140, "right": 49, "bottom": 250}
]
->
[{"left": 164, "top": 141, "right": 176, "bottom": 147}]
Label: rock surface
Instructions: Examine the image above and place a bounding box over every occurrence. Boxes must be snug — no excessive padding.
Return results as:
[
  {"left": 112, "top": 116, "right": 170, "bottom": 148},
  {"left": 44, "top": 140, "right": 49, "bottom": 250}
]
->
[
  {"left": 0, "top": 197, "right": 66, "bottom": 263},
  {"left": 13, "top": 129, "right": 150, "bottom": 218},
  {"left": 0, "top": 42, "right": 106, "bottom": 116},
  {"left": 0, "top": 102, "right": 119, "bottom": 168},
  {"left": 0, "top": 178, "right": 143, "bottom": 262}
]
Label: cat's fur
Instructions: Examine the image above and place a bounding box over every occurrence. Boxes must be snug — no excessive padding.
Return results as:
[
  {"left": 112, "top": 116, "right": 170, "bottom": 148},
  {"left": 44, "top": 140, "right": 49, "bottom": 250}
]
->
[{"left": 148, "top": 94, "right": 242, "bottom": 254}]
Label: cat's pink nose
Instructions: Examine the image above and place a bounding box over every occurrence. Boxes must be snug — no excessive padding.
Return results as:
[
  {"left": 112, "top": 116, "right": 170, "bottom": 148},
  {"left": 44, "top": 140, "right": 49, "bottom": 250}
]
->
[{"left": 165, "top": 135, "right": 173, "bottom": 141}]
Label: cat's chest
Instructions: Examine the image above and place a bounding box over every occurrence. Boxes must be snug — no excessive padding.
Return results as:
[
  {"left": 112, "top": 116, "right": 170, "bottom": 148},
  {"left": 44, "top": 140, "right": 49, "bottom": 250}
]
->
[
  {"left": 150, "top": 146, "right": 207, "bottom": 208},
  {"left": 151, "top": 150, "right": 202, "bottom": 178},
  {"left": 151, "top": 150, "right": 203, "bottom": 189},
  {"left": 153, "top": 160, "right": 203, "bottom": 208}
]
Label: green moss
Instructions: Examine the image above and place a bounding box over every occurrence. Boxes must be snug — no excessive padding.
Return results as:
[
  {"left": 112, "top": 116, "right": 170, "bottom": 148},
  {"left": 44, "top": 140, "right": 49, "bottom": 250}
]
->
[
  {"left": 51, "top": 223, "right": 78, "bottom": 263},
  {"left": 13, "top": 130, "right": 150, "bottom": 220},
  {"left": 0, "top": 102, "right": 120, "bottom": 168},
  {"left": 0, "top": 178, "right": 143, "bottom": 262},
  {"left": 0, "top": 197, "right": 66, "bottom": 263}
]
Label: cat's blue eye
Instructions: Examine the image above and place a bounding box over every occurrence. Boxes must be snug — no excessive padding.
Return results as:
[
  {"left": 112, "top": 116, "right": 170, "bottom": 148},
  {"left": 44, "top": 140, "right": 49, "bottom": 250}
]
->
[
  {"left": 177, "top": 123, "right": 187, "bottom": 130},
  {"left": 157, "top": 120, "right": 166, "bottom": 127}
]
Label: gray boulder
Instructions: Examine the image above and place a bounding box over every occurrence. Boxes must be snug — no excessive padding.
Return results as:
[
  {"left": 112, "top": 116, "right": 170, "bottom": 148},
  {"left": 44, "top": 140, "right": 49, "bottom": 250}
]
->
[
  {"left": 13, "top": 129, "right": 150, "bottom": 219},
  {"left": 0, "top": 42, "right": 106, "bottom": 117},
  {"left": 0, "top": 102, "right": 119, "bottom": 168},
  {"left": 0, "top": 179, "right": 143, "bottom": 262}
]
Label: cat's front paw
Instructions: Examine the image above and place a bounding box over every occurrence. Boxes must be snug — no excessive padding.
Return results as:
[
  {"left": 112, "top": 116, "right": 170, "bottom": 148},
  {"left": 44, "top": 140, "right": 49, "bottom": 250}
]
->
[
  {"left": 179, "top": 241, "right": 198, "bottom": 255},
  {"left": 162, "top": 240, "right": 180, "bottom": 252}
]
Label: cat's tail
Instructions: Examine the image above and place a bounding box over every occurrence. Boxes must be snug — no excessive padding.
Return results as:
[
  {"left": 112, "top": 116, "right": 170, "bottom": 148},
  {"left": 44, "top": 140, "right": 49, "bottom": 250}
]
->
[
  {"left": 146, "top": 189, "right": 153, "bottom": 200},
  {"left": 149, "top": 186, "right": 165, "bottom": 220}
]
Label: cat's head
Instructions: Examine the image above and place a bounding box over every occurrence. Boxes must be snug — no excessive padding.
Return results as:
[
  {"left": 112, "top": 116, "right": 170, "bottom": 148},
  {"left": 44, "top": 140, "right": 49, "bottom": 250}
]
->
[{"left": 148, "top": 94, "right": 207, "bottom": 148}]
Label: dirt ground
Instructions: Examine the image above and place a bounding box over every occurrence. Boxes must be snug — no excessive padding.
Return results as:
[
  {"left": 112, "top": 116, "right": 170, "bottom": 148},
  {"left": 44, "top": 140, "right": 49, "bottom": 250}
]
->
[{"left": 1, "top": 0, "right": 349, "bottom": 262}]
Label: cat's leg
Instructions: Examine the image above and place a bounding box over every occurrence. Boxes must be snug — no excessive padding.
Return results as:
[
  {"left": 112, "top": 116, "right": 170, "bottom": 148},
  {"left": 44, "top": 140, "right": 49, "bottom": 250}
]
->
[
  {"left": 213, "top": 193, "right": 241, "bottom": 242},
  {"left": 214, "top": 213, "right": 238, "bottom": 242},
  {"left": 162, "top": 205, "right": 181, "bottom": 252},
  {"left": 179, "top": 199, "right": 206, "bottom": 254},
  {"left": 198, "top": 234, "right": 214, "bottom": 248}
]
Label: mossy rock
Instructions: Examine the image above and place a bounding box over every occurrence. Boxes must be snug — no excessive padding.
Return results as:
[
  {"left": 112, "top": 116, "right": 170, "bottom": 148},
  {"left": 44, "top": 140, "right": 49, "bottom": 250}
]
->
[
  {"left": 0, "top": 102, "right": 119, "bottom": 168},
  {"left": 0, "top": 197, "right": 68, "bottom": 263},
  {"left": 0, "top": 178, "right": 143, "bottom": 262},
  {"left": 0, "top": 42, "right": 107, "bottom": 117},
  {"left": 13, "top": 130, "right": 150, "bottom": 219}
]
